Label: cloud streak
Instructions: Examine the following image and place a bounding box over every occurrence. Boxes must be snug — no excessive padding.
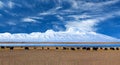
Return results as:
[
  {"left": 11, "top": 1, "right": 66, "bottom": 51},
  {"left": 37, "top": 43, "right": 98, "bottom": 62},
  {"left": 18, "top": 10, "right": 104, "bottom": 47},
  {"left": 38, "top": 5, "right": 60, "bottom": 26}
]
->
[
  {"left": 0, "top": 1, "right": 4, "bottom": 8},
  {"left": 22, "top": 17, "right": 37, "bottom": 23}
]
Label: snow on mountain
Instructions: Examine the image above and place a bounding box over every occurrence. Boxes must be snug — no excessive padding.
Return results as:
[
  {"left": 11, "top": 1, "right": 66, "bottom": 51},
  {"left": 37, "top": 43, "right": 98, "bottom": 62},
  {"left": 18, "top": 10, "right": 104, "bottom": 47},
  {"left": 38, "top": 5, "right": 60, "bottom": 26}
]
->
[{"left": 0, "top": 30, "right": 119, "bottom": 42}]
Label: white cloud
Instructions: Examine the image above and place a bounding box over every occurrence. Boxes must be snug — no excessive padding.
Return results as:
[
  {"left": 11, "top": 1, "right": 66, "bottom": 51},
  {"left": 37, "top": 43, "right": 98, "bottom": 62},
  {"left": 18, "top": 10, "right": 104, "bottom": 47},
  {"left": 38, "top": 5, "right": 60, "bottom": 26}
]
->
[
  {"left": 67, "top": 14, "right": 92, "bottom": 20},
  {"left": 65, "top": 19, "right": 99, "bottom": 32},
  {"left": 53, "top": 25, "right": 64, "bottom": 31},
  {"left": 7, "top": 1, "right": 15, "bottom": 9},
  {"left": 0, "top": 1, "right": 15, "bottom": 9},
  {"left": 64, "top": 10, "right": 120, "bottom": 34},
  {"left": 30, "top": 16, "right": 43, "bottom": 19},
  {"left": 39, "top": 10, "right": 56, "bottom": 16},
  {"left": 38, "top": 0, "right": 119, "bottom": 19},
  {"left": 71, "top": 0, "right": 119, "bottom": 10},
  {"left": 0, "top": 14, "right": 2, "bottom": 16},
  {"left": 39, "top": 6, "right": 61, "bottom": 16},
  {"left": 0, "top": 1, "right": 4, "bottom": 8},
  {"left": 22, "top": 18, "right": 37, "bottom": 23},
  {"left": 56, "top": 15, "right": 64, "bottom": 21},
  {"left": 7, "top": 22, "right": 16, "bottom": 25}
]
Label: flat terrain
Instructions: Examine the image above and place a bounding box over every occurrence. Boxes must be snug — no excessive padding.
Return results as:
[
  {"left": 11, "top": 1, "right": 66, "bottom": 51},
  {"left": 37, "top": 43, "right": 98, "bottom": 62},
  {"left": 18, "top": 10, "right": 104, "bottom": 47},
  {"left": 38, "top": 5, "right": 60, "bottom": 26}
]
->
[{"left": 0, "top": 50, "right": 120, "bottom": 65}]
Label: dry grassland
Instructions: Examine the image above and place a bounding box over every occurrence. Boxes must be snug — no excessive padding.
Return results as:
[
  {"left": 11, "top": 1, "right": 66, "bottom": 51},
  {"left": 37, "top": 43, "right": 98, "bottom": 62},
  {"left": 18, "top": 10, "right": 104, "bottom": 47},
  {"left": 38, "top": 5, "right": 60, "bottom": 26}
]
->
[{"left": 0, "top": 50, "right": 120, "bottom": 65}]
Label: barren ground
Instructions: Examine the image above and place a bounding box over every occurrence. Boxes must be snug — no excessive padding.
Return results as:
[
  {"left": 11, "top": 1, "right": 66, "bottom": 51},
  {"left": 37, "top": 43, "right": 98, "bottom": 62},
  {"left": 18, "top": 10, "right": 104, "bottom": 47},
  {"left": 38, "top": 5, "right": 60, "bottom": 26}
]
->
[{"left": 0, "top": 50, "right": 120, "bottom": 65}]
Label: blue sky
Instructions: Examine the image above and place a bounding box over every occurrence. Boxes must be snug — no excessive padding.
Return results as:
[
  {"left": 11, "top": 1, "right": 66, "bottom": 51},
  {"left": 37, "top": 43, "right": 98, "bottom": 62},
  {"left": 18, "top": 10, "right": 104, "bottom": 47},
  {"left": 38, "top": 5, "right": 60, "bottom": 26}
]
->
[{"left": 0, "top": 0, "right": 120, "bottom": 42}]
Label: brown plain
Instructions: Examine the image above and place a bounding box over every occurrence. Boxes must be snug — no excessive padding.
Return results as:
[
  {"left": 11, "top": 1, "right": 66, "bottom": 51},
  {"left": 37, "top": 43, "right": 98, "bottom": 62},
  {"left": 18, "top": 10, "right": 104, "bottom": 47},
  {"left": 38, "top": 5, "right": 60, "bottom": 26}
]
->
[{"left": 0, "top": 50, "right": 120, "bottom": 65}]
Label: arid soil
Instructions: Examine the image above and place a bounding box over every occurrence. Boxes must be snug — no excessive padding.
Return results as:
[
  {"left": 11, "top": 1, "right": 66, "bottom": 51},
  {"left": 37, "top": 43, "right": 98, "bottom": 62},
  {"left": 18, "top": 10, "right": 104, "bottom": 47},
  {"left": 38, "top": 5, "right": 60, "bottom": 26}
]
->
[{"left": 0, "top": 50, "right": 120, "bottom": 65}]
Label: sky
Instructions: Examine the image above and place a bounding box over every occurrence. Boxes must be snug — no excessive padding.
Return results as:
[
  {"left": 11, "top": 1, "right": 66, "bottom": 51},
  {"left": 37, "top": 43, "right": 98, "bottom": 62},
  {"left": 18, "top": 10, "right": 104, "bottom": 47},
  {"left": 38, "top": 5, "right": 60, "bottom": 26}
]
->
[{"left": 0, "top": 0, "right": 120, "bottom": 42}]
